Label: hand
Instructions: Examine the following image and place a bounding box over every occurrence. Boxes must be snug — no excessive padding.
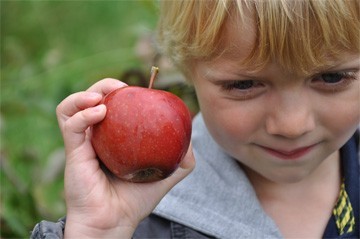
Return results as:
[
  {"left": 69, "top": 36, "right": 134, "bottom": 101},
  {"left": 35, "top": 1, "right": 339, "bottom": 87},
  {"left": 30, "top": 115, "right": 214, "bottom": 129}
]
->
[{"left": 56, "top": 78, "right": 195, "bottom": 238}]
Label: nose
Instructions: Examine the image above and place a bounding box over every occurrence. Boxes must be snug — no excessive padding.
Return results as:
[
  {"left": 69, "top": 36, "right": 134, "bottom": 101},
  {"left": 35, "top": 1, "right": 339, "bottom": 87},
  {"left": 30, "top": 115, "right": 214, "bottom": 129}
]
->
[{"left": 265, "top": 91, "right": 316, "bottom": 139}]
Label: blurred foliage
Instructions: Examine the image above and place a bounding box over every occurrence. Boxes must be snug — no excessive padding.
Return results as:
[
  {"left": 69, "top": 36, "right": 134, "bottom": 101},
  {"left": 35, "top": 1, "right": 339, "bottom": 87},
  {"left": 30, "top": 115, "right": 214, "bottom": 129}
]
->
[{"left": 1, "top": 1, "right": 197, "bottom": 238}]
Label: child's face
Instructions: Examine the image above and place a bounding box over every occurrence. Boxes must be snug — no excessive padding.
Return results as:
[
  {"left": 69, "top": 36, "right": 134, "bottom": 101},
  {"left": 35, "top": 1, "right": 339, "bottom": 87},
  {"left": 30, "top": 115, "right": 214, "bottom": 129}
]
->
[{"left": 191, "top": 16, "right": 360, "bottom": 183}]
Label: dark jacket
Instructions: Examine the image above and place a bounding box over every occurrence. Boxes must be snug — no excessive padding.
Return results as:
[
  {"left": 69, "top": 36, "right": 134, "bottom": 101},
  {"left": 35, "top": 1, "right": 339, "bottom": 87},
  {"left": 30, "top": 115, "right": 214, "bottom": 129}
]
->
[{"left": 31, "top": 214, "right": 213, "bottom": 239}]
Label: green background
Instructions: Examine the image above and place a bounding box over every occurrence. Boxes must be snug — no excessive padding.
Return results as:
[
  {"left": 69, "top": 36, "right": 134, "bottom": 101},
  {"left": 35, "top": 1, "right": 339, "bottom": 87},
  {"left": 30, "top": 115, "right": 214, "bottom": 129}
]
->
[{"left": 1, "top": 1, "right": 197, "bottom": 238}]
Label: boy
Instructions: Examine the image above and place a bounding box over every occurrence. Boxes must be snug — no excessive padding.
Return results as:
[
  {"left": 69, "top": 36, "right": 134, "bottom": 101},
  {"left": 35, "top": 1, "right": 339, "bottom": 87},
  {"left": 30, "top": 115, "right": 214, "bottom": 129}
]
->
[{"left": 32, "top": 0, "right": 359, "bottom": 238}]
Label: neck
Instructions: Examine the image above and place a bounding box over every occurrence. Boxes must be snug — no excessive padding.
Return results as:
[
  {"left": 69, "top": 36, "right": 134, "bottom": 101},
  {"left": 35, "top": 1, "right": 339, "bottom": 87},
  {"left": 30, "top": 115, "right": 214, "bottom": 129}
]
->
[{"left": 244, "top": 151, "right": 342, "bottom": 238}]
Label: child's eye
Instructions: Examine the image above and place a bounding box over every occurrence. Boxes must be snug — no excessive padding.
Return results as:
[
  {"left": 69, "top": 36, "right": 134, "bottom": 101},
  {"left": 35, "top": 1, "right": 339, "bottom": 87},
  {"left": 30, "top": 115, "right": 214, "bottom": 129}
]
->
[
  {"left": 322, "top": 73, "right": 345, "bottom": 83},
  {"left": 222, "top": 80, "right": 256, "bottom": 90},
  {"left": 220, "top": 80, "right": 265, "bottom": 100},
  {"left": 321, "top": 72, "right": 352, "bottom": 83},
  {"left": 311, "top": 71, "right": 358, "bottom": 92}
]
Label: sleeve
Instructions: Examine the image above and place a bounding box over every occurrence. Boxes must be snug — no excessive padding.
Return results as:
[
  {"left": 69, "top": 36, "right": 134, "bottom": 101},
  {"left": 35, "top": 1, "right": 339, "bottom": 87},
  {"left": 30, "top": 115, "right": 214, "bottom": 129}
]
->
[
  {"left": 30, "top": 217, "right": 66, "bottom": 239},
  {"left": 134, "top": 214, "right": 214, "bottom": 238},
  {"left": 30, "top": 214, "right": 212, "bottom": 239}
]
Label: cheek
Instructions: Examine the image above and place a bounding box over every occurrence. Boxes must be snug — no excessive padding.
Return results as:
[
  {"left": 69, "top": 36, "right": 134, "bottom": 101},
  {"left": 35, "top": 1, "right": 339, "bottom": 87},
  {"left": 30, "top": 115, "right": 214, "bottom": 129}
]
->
[
  {"left": 316, "top": 90, "right": 360, "bottom": 144},
  {"left": 196, "top": 89, "right": 264, "bottom": 146}
]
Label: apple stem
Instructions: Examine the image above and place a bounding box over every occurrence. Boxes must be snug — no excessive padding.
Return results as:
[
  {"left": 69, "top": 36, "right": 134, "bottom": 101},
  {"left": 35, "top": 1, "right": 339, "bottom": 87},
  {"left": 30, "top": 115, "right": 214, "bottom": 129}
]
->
[{"left": 148, "top": 66, "right": 159, "bottom": 89}]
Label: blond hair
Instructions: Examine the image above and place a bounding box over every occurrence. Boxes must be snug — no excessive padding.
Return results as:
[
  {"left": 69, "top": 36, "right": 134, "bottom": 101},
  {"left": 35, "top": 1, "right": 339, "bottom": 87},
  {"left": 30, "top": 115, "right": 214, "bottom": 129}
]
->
[{"left": 157, "top": 0, "right": 360, "bottom": 76}]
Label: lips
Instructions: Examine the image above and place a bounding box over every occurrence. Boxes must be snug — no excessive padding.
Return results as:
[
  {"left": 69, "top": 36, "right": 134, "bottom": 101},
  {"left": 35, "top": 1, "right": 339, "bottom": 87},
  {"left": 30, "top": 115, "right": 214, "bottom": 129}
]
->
[{"left": 258, "top": 144, "right": 317, "bottom": 160}]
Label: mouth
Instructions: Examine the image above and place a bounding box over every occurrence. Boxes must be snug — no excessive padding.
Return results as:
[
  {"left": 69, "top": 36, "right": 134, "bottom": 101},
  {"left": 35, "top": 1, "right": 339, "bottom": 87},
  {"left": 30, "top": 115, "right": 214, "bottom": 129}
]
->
[{"left": 258, "top": 144, "right": 318, "bottom": 160}]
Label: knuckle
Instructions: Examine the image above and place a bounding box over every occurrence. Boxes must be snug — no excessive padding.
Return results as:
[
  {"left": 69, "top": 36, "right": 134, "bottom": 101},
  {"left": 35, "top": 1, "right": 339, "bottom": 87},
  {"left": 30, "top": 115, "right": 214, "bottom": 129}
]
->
[
  {"left": 63, "top": 116, "right": 82, "bottom": 134},
  {"left": 65, "top": 109, "right": 91, "bottom": 134},
  {"left": 62, "top": 120, "right": 72, "bottom": 134},
  {"left": 55, "top": 103, "right": 63, "bottom": 117}
]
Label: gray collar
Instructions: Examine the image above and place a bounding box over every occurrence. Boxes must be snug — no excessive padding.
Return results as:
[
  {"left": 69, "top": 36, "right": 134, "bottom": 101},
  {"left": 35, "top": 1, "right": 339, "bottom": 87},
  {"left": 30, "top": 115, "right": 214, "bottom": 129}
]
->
[{"left": 154, "top": 114, "right": 282, "bottom": 238}]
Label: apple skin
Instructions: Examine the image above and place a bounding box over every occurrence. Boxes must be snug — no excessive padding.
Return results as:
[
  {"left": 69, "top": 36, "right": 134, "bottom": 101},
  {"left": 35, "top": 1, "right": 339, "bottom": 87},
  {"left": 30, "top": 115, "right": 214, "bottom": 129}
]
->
[{"left": 91, "top": 86, "right": 192, "bottom": 183}]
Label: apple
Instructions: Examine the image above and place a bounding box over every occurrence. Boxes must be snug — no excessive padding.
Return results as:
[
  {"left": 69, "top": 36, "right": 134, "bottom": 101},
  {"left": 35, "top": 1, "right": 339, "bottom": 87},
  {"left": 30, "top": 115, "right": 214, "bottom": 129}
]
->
[{"left": 91, "top": 67, "right": 192, "bottom": 182}]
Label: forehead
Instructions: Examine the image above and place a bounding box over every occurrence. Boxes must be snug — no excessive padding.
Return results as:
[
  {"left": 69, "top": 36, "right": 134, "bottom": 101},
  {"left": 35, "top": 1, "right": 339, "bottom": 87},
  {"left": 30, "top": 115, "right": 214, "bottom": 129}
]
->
[{"left": 218, "top": 7, "right": 257, "bottom": 62}]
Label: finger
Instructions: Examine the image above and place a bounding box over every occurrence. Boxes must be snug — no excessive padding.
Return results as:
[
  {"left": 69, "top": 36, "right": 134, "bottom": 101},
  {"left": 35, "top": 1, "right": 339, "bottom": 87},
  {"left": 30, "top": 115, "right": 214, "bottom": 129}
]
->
[
  {"left": 62, "top": 104, "right": 106, "bottom": 152},
  {"left": 57, "top": 92, "right": 103, "bottom": 127},
  {"left": 178, "top": 143, "right": 195, "bottom": 170},
  {"left": 86, "top": 78, "right": 128, "bottom": 96}
]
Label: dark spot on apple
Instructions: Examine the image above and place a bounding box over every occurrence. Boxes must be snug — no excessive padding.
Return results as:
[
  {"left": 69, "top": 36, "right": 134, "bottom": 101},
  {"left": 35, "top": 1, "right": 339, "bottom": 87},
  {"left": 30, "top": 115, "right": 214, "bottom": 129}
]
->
[{"left": 126, "top": 167, "right": 165, "bottom": 183}]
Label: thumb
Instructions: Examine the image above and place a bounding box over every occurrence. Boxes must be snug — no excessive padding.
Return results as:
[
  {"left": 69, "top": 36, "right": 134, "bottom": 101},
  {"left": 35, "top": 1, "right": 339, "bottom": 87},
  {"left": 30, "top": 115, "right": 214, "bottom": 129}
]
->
[
  {"left": 150, "top": 144, "right": 195, "bottom": 199},
  {"left": 115, "top": 145, "right": 195, "bottom": 224},
  {"left": 174, "top": 143, "right": 196, "bottom": 176}
]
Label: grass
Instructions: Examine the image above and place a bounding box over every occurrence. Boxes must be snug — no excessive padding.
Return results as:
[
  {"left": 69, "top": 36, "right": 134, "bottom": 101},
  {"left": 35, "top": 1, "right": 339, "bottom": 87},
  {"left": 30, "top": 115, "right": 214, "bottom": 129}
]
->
[{"left": 0, "top": 1, "right": 197, "bottom": 238}]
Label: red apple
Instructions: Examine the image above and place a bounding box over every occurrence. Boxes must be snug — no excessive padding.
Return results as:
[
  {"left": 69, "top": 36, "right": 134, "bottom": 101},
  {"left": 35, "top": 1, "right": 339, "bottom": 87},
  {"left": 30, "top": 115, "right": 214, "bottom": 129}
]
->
[{"left": 91, "top": 67, "right": 192, "bottom": 182}]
